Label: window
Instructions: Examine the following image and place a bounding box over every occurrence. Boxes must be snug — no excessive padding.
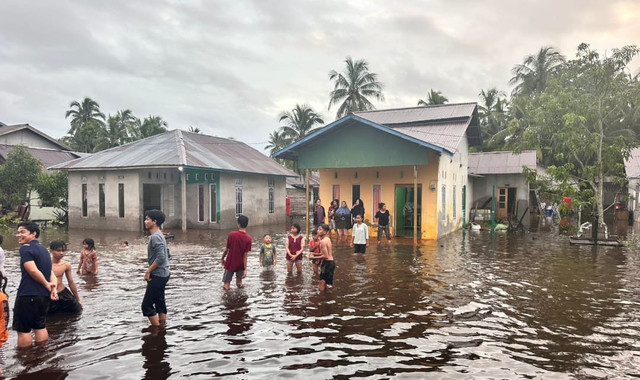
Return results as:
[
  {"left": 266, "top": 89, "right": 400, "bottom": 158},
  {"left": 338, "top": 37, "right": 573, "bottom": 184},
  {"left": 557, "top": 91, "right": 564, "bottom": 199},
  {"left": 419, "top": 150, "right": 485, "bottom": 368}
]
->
[
  {"left": 210, "top": 183, "right": 217, "bottom": 222},
  {"left": 82, "top": 184, "right": 88, "bottom": 217},
  {"left": 167, "top": 185, "right": 175, "bottom": 216},
  {"left": 198, "top": 184, "right": 205, "bottom": 222},
  {"left": 372, "top": 184, "right": 381, "bottom": 214},
  {"left": 268, "top": 179, "right": 275, "bottom": 214},
  {"left": 453, "top": 185, "right": 457, "bottom": 219},
  {"left": 99, "top": 184, "right": 105, "bottom": 217},
  {"left": 441, "top": 185, "right": 446, "bottom": 220},
  {"left": 118, "top": 183, "right": 125, "bottom": 218},
  {"left": 332, "top": 185, "right": 340, "bottom": 202},
  {"left": 235, "top": 185, "right": 243, "bottom": 216},
  {"left": 352, "top": 185, "right": 360, "bottom": 205}
]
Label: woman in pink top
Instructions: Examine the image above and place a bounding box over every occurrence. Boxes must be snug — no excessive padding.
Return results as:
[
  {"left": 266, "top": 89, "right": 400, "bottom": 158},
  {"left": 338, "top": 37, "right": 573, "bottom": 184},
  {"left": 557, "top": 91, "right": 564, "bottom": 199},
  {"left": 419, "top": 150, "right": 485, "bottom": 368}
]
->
[
  {"left": 285, "top": 223, "right": 305, "bottom": 274},
  {"left": 77, "top": 238, "right": 98, "bottom": 275}
]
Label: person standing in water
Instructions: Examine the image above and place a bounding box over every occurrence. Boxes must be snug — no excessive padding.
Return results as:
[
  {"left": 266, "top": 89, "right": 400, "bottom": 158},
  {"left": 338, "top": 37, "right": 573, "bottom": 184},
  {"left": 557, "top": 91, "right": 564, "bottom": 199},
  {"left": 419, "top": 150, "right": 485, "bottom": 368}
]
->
[
  {"left": 310, "top": 224, "right": 334, "bottom": 291},
  {"left": 221, "top": 215, "right": 252, "bottom": 290},
  {"left": 142, "top": 210, "right": 170, "bottom": 327}
]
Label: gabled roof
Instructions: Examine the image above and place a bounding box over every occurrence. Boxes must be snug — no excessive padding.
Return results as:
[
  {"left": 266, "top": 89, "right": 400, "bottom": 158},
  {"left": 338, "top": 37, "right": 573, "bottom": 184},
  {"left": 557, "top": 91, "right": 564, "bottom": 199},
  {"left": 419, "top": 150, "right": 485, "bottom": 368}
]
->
[
  {"left": 0, "top": 124, "right": 71, "bottom": 151},
  {"left": 625, "top": 147, "right": 640, "bottom": 179},
  {"left": 273, "top": 103, "right": 481, "bottom": 160},
  {"left": 468, "top": 150, "right": 538, "bottom": 175},
  {"left": 0, "top": 144, "right": 81, "bottom": 168},
  {"left": 51, "top": 130, "right": 297, "bottom": 177}
]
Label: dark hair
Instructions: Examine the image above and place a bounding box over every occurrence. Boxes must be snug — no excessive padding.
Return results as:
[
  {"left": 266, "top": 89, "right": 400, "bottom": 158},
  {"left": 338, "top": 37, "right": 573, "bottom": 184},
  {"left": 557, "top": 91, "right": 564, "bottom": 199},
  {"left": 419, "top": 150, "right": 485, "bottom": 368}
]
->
[
  {"left": 291, "top": 223, "right": 301, "bottom": 234},
  {"left": 237, "top": 215, "right": 249, "bottom": 228},
  {"left": 378, "top": 202, "right": 385, "bottom": 209},
  {"left": 82, "top": 238, "right": 95, "bottom": 250},
  {"left": 311, "top": 228, "right": 318, "bottom": 235},
  {"left": 263, "top": 233, "right": 271, "bottom": 238},
  {"left": 122, "top": 241, "right": 129, "bottom": 245},
  {"left": 145, "top": 209, "right": 166, "bottom": 227},
  {"left": 318, "top": 224, "right": 330, "bottom": 233},
  {"left": 49, "top": 240, "right": 67, "bottom": 251},
  {"left": 17, "top": 221, "right": 40, "bottom": 238},
  {"left": 355, "top": 214, "right": 363, "bottom": 219},
  {"left": 0, "top": 234, "right": 3, "bottom": 246}
]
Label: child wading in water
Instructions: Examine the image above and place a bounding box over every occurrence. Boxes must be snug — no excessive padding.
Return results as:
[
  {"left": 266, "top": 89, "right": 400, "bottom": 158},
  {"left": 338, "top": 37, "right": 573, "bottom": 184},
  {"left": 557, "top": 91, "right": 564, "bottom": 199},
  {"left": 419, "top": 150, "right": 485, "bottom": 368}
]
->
[
  {"left": 375, "top": 202, "right": 392, "bottom": 244},
  {"left": 308, "top": 228, "right": 322, "bottom": 275},
  {"left": 285, "top": 223, "right": 305, "bottom": 274},
  {"left": 49, "top": 240, "right": 83, "bottom": 314},
  {"left": 77, "top": 238, "right": 98, "bottom": 275},
  {"left": 259, "top": 234, "right": 277, "bottom": 270},
  {"left": 351, "top": 214, "right": 369, "bottom": 253},
  {"left": 309, "top": 224, "right": 334, "bottom": 290}
]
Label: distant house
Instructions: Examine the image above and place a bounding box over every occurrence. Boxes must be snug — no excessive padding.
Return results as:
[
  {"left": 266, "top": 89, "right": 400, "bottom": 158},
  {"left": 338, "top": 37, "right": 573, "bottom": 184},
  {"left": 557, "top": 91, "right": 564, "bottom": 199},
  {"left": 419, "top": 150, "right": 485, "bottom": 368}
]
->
[
  {"left": 624, "top": 147, "right": 640, "bottom": 223},
  {"left": 274, "top": 103, "right": 482, "bottom": 240},
  {"left": 51, "top": 130, "right": 297, "bottom": 232},
  {"left": 468, "top": 150, "right": 544, "bottom": 226},
  {"left": 286, "top": 172, "right": 319, "bottom": 218},
  {"left": 0, "top": 123, "right": 81, "bottom": 219}
]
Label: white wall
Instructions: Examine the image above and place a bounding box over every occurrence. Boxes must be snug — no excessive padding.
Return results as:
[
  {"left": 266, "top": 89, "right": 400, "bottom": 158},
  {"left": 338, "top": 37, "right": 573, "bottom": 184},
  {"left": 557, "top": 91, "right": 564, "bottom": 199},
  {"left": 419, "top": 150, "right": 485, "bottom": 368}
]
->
[
  {"left": 0, "top": 129, "right": 61, "bottom": 150},
  {"left": 436, "top": 137, "right": 469, "bottom": 237}
]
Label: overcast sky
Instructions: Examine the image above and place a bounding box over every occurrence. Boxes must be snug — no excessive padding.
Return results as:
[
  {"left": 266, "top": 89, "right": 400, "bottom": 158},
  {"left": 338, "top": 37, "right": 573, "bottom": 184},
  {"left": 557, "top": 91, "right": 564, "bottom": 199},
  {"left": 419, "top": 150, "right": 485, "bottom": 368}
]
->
[{"left": 1, "top": 1, "right": 639, "bottom": 154}]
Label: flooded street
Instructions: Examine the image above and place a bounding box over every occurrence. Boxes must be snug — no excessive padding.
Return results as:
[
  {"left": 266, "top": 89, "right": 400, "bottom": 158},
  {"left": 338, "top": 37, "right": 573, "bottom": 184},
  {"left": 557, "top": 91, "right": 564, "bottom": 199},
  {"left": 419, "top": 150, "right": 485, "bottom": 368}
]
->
[{"left": 1, "top": 225, "right": 639, "bottom": 379}]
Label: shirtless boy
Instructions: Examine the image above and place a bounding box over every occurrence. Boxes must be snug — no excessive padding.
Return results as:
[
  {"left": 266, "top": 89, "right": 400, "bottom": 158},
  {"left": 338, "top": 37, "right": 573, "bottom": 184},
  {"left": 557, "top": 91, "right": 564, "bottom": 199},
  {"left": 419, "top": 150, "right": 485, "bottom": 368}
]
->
[
  {"left": 310, "top": 224, "right": 334, "bottom": 291},
  {"left": 48, "top": 240, "right": 83, "bottom": 314}
]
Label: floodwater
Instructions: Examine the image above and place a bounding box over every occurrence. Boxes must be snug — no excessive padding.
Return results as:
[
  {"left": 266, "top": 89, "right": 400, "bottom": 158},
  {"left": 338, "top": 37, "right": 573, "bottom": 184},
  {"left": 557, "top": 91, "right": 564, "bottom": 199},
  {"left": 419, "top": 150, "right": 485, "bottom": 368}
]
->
[{"left": 1, "top": 224, "right": 639, "bottom": 379}]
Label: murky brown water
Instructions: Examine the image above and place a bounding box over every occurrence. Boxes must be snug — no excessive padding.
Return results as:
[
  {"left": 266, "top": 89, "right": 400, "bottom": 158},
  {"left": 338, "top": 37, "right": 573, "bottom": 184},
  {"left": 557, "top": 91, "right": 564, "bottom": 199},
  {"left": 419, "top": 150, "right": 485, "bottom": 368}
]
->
[{"left": 0, "top": 224, "right": 639, "bottom": 379}]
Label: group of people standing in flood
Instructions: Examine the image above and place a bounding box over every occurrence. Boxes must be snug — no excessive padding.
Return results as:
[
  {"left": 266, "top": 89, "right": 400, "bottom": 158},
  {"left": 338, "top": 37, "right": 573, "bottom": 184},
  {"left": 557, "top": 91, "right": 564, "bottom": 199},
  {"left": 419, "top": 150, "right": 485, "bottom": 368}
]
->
[{"left": 313, "top": 199, "right": 392, "bottom": 245}]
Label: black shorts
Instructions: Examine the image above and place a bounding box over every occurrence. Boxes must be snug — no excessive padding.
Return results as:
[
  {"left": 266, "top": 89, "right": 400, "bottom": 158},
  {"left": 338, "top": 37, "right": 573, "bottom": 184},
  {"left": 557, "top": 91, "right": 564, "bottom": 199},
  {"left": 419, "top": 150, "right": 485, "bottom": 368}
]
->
[
  {"left": 141, "top": 274, "right": 170, "bottom": 317},
  {"left": 319, "top": 260, "right": 335, "bottom": 285},
  {"left": 354, "top": 244, "right": 366, "bottom": 253},
  {"left": 49, "top": 288, "right": 82, "bottom": 315},
  {"left": 13, "top": 296, "right": 50, "bottom": 333}
]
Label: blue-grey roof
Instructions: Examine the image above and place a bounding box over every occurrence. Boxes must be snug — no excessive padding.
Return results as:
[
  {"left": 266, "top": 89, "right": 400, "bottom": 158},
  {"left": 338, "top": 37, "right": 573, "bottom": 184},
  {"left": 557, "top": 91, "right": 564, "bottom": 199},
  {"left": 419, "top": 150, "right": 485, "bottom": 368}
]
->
[
  {"left": 274, "top": 103, "right": 481, "bottom": 160},
  {"left": 468, "top": 150, "right": 538, "bottom": 175},
  {"left": 51, "top": 130, "right": 297, "bottom": 177}
]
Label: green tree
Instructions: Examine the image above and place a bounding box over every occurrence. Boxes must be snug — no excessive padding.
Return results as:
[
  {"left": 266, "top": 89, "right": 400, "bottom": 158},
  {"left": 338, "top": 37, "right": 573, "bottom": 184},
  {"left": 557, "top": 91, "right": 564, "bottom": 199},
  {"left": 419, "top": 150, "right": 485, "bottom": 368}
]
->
[
  {"left": 64, "top": 97, "right": 106, "bottom": 152},
  {"left": 509, "top": 43, "right": 640, "bottom": 223},
  {"left": 478, "top": 88, "right": 509, "bottom": 150},
  {"left": 509, "top": 46, "right": 566, "bottom": 97},
  {"left": 417, "top": 89, "right": 449, "bottom": 106},
  {"left": 328, "top": 56, "right": 384, "bottom": 118},
  {"left": 132, "top": 115, "right": 168, "bottom": 139},
  {"left": 34, "top": 171, "right": 68, "bottom": 209},
  {"left": 0, "top": 145, "right": 42, "bottom": 210},
  {"left": 278, "top": 104, "right": 324, "bottom": 142},
  {"left": 96, "top": 109, "right": 136, "bottom": 151},
  {"left": 187, "top": 126, "right": 201, "bottom": 133},
  {"left": 266, "top": 129, "right": 292, "bottom": 168}
]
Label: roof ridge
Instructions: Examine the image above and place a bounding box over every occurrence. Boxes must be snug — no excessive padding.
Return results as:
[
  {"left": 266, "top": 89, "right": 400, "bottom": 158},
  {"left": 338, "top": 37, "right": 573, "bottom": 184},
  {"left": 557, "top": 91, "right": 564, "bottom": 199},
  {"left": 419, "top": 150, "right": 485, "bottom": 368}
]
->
[
  {"left": 355, "top": 102, "right": 477, "bottom": 114},
  {"left": 176, "top": 130, "right": 187, "bottom": 166}
]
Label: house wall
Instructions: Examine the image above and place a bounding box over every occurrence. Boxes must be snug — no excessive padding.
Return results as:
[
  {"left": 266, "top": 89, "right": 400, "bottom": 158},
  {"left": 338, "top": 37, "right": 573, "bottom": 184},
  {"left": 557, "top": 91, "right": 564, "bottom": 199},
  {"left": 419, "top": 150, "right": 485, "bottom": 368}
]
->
[
  {"left": 628, "top": 179, "right": 640, "bottom": 223},
  {"left": 0, "top": 129, "right": 62, "bottom": 150},
  {"left": 318, "top": 151, "right": 445, "bottom": 240},
  {"left": 470, "top": 173, "right": 530, "bottom": 225},
  {"left": 69, "top": 169, "right": 287, "bottom": 231},
  {"left": 436, "top": 138, "right": 469, "bottom": 237}
]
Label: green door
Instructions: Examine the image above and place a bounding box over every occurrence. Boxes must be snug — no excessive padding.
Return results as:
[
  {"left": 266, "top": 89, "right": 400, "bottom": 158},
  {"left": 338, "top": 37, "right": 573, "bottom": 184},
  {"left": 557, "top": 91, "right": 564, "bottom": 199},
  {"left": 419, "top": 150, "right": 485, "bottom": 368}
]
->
[{"left": 395, "top": 187, "right": 406, "bottom": 233}]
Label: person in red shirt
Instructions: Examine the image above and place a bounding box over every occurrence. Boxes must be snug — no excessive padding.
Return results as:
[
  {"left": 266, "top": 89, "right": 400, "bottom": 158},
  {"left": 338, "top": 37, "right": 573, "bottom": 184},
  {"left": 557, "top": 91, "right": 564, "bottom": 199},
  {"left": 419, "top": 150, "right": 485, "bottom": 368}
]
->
[{"left": 221, "top": 215, "right": 252, "bottom": 290}]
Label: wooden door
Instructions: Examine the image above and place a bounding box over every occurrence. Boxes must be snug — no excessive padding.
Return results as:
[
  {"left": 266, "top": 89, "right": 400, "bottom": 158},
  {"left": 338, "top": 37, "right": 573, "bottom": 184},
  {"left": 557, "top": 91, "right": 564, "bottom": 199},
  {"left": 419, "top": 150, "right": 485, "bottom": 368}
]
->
[{"left": 497, "top": 187, "right": 508, "bottom": 220}]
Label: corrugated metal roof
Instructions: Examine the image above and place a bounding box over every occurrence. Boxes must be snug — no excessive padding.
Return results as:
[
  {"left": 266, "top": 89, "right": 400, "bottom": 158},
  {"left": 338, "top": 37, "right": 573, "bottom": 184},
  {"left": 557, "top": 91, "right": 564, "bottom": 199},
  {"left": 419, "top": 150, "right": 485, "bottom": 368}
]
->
[
  {"left": 355, "top": 103, "right": 477, "bottom": 125},
  {"left": 0, "top": 124, "right": 71, "bottom": 150},
  {"left": 389, "top": 122, "right": 471, "bottom": 154},
  {"left": 468, "top": 150, "right": 538, "bottom": 174},
  {"left": 51, "top": 130, "right": 297, "bottom": 177},
  {"left": 0, "top": 144, "right": 80, "bottom": 167},
  {"left": 625, "top": 147, "right": 640, "bottom": 178}
]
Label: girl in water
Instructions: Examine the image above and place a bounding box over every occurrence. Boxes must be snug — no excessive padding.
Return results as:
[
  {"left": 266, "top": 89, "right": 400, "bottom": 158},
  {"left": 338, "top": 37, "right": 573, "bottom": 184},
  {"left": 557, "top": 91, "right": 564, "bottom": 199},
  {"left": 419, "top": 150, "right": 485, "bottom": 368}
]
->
[{"left": 77, "top": 238, "right": 99, "bottom": 275}]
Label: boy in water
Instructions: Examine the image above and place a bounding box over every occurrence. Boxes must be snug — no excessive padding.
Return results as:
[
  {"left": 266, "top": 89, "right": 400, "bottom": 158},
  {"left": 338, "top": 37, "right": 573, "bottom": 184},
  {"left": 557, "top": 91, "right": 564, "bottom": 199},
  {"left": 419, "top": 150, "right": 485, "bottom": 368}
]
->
[
  {"left": 350, "top": 214, "right": 369, "bottom": 253},
  {"left": 259, "top": 234, "right": 277, "bottom": 270},
  {"left": 375, "top": 202, "right": 392, "bottom": 244},
  {"left": 308, "top": 228, "right": 322, "bottom": 275},
  {"left": 142, "top": 210, "right": 170, "bottom": 327},
  {"left": 222, "top": 215, "right": 252, "bottom": 290},
  {"left": 310, "top": 224, "right": 334, "bottom": 290},
  {"left": 48, "top": 240, "right": 83, "bottom": 315}
]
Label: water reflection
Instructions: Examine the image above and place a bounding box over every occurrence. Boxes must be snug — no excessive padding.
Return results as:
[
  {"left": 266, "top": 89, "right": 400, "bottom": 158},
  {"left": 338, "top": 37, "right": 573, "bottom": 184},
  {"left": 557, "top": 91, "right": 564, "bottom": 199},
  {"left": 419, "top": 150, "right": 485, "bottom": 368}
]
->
[{"left": 0, "top": 225, "right": 638, "bottom": 378}]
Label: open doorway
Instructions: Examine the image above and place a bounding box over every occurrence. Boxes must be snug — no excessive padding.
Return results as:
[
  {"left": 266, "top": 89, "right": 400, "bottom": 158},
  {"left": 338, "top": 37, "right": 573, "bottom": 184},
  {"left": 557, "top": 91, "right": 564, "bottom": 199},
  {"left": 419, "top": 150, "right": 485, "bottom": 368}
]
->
[
  {"left": 143, "top": 184, "right": 162, "bottom": 213},
  {"left": 395, "top": 185, "right": 422, "bottom": 238}
]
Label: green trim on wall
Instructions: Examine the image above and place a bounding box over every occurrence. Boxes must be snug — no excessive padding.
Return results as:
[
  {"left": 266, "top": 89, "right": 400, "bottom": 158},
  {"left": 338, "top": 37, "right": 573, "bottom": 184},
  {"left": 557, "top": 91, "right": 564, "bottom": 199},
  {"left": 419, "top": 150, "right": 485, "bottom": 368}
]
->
[{"left": 297, "top": 122, "right": 430, "bottom": 169}]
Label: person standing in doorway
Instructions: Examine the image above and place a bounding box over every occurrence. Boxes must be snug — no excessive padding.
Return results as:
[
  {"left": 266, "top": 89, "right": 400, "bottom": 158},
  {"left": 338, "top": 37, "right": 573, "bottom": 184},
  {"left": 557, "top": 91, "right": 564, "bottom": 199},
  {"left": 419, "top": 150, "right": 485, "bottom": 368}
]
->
[
  {"left": 221, "top": 215, "right": 252, "bottom": 290},
  {"left": 351, "top": 199, "right": 365, "bottom": 224},
  {"left": 313, "top": 199, "right": 326, "bottom": 227},
  {"left": 13, "top": 222, "right": 57, "bottom": 347},
  {"left": 142, "top": 210, "right": 170, "bottom": 327}
]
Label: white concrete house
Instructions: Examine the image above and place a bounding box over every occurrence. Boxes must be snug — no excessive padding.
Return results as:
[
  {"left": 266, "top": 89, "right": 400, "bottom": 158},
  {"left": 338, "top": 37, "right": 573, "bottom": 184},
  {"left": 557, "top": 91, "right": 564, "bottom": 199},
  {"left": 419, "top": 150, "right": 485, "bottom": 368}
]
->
[{"left": 52, "top": 130, "right": 296, "bottom": 232}]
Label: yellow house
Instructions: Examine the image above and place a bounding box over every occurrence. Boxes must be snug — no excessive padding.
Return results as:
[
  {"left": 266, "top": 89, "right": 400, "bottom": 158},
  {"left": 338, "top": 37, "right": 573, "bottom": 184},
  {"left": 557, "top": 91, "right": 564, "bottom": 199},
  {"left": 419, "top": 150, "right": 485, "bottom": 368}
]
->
[{"left": 274, "top": 103, "right": 482, "bottom": 240}]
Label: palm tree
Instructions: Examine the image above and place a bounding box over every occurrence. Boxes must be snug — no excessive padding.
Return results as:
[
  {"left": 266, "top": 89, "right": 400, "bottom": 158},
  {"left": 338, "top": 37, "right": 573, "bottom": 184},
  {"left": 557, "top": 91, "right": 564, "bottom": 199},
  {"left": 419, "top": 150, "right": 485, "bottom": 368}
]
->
[
  {"left": 278, "top": 104, "right": 324, "bottom": 142},
  {"left": 266, "top": 130, "right": 289, "bottom": 155},
  {"left": 187, "top": 126, "right": 201, "bottom": 133},
  {"left": 65, "top": 97, "right": 106, "bottom": 135},
  {"left": 95, "top": 110, "right": 135, "bottom": 151},
  {"left": 478, "top": 88, "right": 509, "bottom": 149},
  {"left": 417, "top": 89, "right": 449, "bottom": 106},
  {"left": 328, "top": 56, "right": 384, "bottom": 118},
  {"left": 131, "top": 115, "right": 168, "bottom": 140},
  {"left": 509, "top": 46, "right": 566, "bottom": 97}
]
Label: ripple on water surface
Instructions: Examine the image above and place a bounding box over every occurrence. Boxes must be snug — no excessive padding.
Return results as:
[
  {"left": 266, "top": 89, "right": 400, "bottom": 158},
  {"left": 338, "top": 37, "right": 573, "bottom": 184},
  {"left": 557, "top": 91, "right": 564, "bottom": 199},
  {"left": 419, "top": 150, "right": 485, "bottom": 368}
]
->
[{"left": 0, "top": 227, "right": 639, "bottom": 378}]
